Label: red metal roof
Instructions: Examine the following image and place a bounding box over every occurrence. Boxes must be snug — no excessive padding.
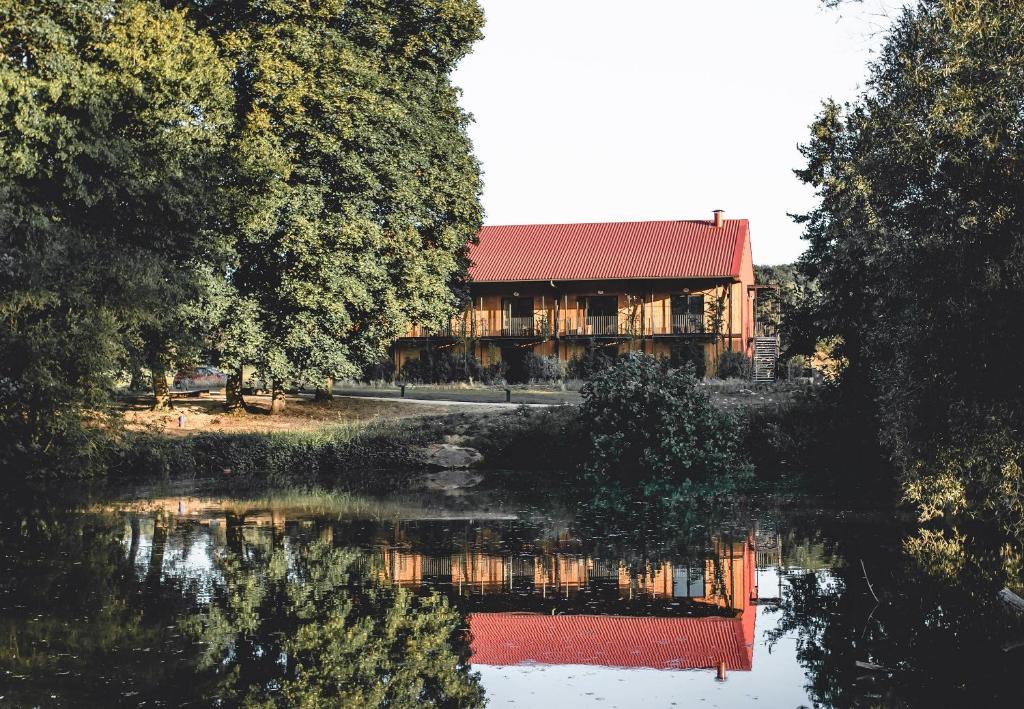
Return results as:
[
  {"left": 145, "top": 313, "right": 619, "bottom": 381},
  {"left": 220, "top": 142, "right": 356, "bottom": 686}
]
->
[
  {"left": 467, "top": 219, "right": 750, "bottom": 283},
  {"left": 468, "top": 612, "right": 755, "bottom": 671}
]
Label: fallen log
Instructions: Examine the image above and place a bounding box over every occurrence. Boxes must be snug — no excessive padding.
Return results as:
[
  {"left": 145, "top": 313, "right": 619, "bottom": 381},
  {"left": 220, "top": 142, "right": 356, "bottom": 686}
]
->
[{"left": 998, "top": 588, "right": 1024, "bottom": 614}]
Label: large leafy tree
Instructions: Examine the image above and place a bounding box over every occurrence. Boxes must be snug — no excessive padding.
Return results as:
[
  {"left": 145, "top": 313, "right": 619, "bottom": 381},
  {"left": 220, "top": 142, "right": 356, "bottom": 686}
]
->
[
  {"left": 794, "top": 0, "right": 1024, "bottom": 479},
  {"left": 172, "top": 0, "right": 485, "bottom": 412},
  {"left": 0, "top": 0, "right": 233, "bottom": 469}
]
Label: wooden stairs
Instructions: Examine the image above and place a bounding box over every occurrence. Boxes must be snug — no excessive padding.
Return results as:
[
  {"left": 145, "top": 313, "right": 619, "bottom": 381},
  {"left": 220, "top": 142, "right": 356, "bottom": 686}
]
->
[{"left": 753, "top": 336, "right": 780, "bottom": 382}]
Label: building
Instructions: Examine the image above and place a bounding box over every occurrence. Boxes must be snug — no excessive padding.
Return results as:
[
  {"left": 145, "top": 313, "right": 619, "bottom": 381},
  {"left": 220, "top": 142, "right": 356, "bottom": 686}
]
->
[{"left": 394, "top": 211, "right": 760, "bottom": 380}]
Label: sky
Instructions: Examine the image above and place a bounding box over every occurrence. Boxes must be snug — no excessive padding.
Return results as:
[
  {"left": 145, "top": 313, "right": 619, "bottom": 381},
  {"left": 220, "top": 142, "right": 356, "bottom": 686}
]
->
[{"left": 452, "top": 0, "right": 907, "bottom": 265}]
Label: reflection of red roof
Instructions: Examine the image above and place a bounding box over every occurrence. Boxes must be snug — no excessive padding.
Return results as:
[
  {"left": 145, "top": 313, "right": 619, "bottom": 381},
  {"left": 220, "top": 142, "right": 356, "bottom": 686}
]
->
[
  {"left": 468, "top": 220, "right": 750, "bottom": 283},
  {"left": 469, "top": 612, "right": 755, "bottom": 671}
]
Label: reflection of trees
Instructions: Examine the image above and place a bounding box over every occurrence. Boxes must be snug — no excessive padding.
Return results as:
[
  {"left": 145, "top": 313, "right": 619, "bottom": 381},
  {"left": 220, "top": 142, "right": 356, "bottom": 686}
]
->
[
  {"left": 764, "top": 515, "right": 1024, "bottom": 708},
  {"left": 0, "top": 502, "right": 201, "bottom": 705},
  {"left": 185, "top": 541, "right": 484, "bottom": 708}
]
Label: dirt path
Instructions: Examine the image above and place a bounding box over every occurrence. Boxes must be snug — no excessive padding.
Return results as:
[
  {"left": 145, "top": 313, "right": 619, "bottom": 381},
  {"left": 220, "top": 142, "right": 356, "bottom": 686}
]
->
[{"left": 119, "top": 391, "right": 485, "bottom": 437}]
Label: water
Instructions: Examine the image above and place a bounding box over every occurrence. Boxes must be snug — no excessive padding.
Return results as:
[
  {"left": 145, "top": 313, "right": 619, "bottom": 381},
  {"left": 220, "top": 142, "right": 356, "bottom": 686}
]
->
[{"left": 1, "top": 486, "right": 1021, "bottom": 707}]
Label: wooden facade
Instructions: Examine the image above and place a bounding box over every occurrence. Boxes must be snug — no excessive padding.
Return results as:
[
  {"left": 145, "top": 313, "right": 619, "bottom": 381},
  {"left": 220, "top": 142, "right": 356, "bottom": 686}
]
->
[{"left": 393, "top": 216, "right": 757, "bottom": 378}]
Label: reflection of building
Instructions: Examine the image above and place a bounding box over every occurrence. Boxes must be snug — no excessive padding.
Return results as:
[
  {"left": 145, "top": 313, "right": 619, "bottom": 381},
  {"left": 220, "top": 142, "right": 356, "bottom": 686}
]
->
[
  {"left": 378, "top": 538, "right": 757, "bottom": 672},
  {"left": 468, "top": 614, "right": 754, "bottom": 671},
  {"left": 111, "top": 501, "right": 759, "bottom": 673}
]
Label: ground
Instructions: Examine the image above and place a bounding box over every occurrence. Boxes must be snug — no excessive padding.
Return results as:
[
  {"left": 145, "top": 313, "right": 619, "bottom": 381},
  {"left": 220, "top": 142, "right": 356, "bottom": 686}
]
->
[{"left": 119, "top": 380, "right": 806, "bottom": 436}]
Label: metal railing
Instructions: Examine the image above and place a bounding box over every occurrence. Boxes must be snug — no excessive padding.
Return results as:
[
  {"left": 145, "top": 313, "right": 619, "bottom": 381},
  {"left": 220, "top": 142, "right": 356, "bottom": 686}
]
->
[
  {"left": 670, "top": 313, "right": 706, "bottom": 335},
  {"left": 501, "top": 315, "right": 537, "bottom": 337}
]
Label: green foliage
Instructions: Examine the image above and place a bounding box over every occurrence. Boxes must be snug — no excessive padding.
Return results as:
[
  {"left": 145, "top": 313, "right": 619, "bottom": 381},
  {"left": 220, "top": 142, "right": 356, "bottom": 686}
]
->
[
  {"left": 185, "top": 542, "right": 484, "bottom": 708},
  {"left": 177, "top": 0, "right": 486, "bottom": 388},
  {"left": 470, "top": 405, "right": 584, "bottom": 475},
  {"left": 523, "top": 352, "right": 563, "bottom": 382},
  {"left": 0, "top": 0, "right": 233, "bottom": 471},
  {"left": 904, "top": 417, "right": 1024, "bottom": 541},
  {"left": 565, "top": 344, "right": 622, "bottom": 380},
  {"left": 578, "top": 354, "right": 751, "bottom": 509},
  {"left": 667, "top": 341, "right": 707, "bottom": 378},
  {"left": 111, "top": 419, "right": 448, "bottom": 491},
  {"left": 714, "top": 351, "right": 752, "bottom": 380},
  {"left": 794, "top": 0, "right": 1024, "bottom": 529},
  {"left": 740, "top": 386, "right": 892, "bottom": 493},
  {"left": 399, "top": 349, "right": 506, "bottom": 384}
]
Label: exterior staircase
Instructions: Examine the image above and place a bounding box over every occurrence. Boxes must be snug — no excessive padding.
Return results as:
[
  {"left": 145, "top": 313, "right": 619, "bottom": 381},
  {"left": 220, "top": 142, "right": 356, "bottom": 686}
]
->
[{"left": 752, "top": 336, "right": 780, "bottom": 382}]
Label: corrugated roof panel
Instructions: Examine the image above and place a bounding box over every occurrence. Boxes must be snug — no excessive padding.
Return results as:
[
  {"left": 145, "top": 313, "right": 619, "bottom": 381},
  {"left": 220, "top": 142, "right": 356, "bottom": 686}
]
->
[{"left": 468, "top": 219, "right": 749, "bottom": 283}]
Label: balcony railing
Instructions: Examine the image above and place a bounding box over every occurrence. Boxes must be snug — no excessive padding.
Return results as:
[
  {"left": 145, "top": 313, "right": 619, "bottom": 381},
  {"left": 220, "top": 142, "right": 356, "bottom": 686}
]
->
[
  {"left": 501, "top": 315, "right": 537, "bottom": 337},
  {"left": 670, "top": 313, "right": 705, "bottom": 335},
  {"left": 404, "top": 312, "right": 766, "bottom": 339}
]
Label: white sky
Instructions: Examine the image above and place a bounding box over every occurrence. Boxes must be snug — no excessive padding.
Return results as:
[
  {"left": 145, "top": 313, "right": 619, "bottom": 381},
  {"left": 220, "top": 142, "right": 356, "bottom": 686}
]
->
[{"left": 453, "top": 0, "right": 907, "bottom": 265}]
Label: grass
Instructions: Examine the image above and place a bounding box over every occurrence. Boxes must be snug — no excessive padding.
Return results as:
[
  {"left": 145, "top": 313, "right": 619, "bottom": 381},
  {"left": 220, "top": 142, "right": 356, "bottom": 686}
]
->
[{"left": 92, "top": 488, "right": 506, "bottom": 522}]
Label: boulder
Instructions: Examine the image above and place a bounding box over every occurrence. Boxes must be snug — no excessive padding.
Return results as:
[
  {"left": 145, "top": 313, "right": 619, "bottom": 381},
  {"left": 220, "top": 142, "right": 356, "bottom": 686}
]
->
[{"left": 417, "top": 443, "right": 483, "bottom": 469}]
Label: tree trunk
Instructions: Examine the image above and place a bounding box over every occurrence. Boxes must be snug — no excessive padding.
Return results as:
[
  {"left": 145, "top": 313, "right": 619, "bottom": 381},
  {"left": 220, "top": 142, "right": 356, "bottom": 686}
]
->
[
  {"left": 129, "top": 365, "right": 147, "bottom": 393},
  {"left": 269, "top": 379, "right": 286, "bottom": 415},
  {"left": 314, "top": 377, "right": 334, "bottom": 402},
  {"left": 151, "top": 360, "right": 172, "bottom": 410},
  {"left": 225, "top": 367, "right": 244, "bottom": 413}
]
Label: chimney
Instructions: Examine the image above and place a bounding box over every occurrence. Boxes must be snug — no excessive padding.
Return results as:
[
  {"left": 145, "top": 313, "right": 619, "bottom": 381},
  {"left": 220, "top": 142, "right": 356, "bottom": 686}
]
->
[{"left": 713, "top": 209, "right": 725, "bottom": 228}]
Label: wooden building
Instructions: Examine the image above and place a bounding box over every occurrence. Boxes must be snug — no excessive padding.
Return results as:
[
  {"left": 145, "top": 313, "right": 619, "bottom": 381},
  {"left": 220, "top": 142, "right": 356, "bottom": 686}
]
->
[{"left": 394, "top": 211, "right": 758, "bottom": 380}]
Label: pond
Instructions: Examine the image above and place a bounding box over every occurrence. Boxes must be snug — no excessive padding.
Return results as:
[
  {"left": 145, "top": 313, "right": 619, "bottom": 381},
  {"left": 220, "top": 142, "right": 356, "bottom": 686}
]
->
[{"left": 0, "top": 484, "right": 1021, "bottom": 707}]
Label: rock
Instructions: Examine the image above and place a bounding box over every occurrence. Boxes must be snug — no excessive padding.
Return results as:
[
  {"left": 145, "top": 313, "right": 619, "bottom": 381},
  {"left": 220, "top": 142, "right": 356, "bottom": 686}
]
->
[
  {"left": 417, "top": 443, "right": 483, "bottom": 469},
  {"left": 422, "top": 469, "right": 484, "bottom": 494}
]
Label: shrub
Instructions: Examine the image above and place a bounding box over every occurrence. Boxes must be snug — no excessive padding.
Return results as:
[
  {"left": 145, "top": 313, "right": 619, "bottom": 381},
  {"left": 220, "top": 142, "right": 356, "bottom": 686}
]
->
[
  {"left": 109, "top": 418, "right": 451, "bottom": 492},
  {"left": 667, "top": 341, "right": 707, "bottom": 378},
  {"left": 398, "top": 350, "right": 507, "bottom": 384},
  {"left": 715, "top": 351, "right": 752, "bottom": 380},
  {"left": 470, "top": 405, "right": 583, "bottom": 475},
  {"left": 524, "top": 353, "right": 563, "bottom": 382},
  {"left": 360, "top": 358, "right": 395, "bottom": 382},
  {"left": 566, "top": 345, "right": 620, "bottom": 380},
  {"left": 579, "top": 353, "right": 751, "bottom": 508}
]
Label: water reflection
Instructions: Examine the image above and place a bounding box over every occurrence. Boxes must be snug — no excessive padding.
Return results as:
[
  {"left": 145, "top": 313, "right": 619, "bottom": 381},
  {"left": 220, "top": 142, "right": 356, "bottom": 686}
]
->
[{"left": 1, "top": 492, "right": 1022, "bottom": 707}]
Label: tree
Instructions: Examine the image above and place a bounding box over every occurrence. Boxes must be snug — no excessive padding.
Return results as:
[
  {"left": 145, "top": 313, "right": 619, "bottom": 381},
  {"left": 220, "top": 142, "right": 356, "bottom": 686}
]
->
[
  {"left": 173, "top": 0, "right": 485, "bottom": 413},
  {"left": 793, "top": 1, "right": 1024, "bottom": 519},
  {"left": 0, "top": 0, "right": 233, "bottom": 470}
]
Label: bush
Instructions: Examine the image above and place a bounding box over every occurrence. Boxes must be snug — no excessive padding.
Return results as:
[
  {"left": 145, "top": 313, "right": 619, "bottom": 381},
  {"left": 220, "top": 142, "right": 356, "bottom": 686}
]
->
[
  {"left": 566, "top": 345, "right": 621, "bottom": 380},
  {"left": 524, "top": 353, "right": 563, "bottom": 382},
  {"left": 470, "top": 405, "right": 583, "bottom": 475},
  {"left": 739, "top": 385, "right": 891, "bottom": 493},
  {"left": 667, "top": 341, "right": 707, "bottom": 378},
  {"left": 109, "top": 418, "right": 451, "bottom": 492},
  {"left": 715, "top": 351, "right": 752, "bottom": 380},
  {"left": 904, "top": 417, "right": 1024, "bottom": 541},
  {"left": 579, "top": 353, "right": 751, "bottom": 508},
  {"left": 398, "top": 350, "right": 507, "bottom": 384},
  {"left": 360, "top": 358, "right": 395, "bottom": 382}
]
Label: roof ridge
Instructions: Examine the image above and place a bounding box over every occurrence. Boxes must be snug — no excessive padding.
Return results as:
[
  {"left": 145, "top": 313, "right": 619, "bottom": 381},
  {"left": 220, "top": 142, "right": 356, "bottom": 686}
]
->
[{"left": 481, "top": 218, "right": 747, "bottom": 229}]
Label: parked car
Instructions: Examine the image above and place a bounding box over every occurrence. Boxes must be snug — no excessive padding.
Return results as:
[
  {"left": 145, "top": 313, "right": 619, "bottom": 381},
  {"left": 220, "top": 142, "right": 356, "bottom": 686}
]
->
[{"left": 173, "top": 365, "right": 228, "bottom": 391}]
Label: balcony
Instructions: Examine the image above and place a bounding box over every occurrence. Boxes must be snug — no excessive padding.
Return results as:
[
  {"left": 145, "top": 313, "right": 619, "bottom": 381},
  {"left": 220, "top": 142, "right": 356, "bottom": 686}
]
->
[
  {"left": 670, "top": 313, "right": 706, "bottom": 335},
  {"left": 501, "top": 315, "right": 537, "bottom": 337},
  {"left": 403, "top": 313, "right": 729, "bottom": 339}
]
